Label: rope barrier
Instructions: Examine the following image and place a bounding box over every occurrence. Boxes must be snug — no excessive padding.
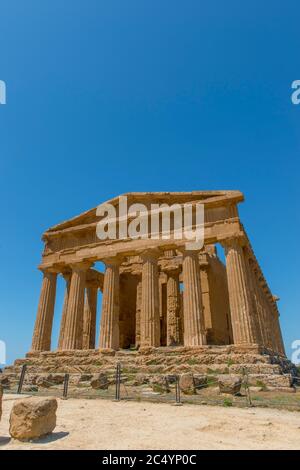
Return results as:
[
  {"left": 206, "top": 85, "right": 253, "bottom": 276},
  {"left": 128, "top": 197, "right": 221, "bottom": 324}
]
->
[{"left": 6, "top": 361, "right": 299, "bottom": 410}]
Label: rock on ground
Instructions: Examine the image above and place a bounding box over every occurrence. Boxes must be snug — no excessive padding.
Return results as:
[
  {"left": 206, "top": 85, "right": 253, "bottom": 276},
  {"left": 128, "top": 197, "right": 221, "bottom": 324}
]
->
[
  {"left": 179, "top": 373, "right": 195, "bottom": 394},
  {"left": 9, "top": 397, "right": 57, "bottom": 441},
  {"left": 218, "top": 375, "right": 242, "bottom": 395},
  {"left": 90, "top": 373, "right": 109, "bottom": 390},
  {"left": 150, "top": 375, "right": 170, "bottom": 393}
]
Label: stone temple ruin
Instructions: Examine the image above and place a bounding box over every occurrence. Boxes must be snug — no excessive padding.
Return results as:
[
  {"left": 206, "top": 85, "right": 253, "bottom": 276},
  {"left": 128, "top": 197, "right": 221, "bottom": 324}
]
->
[{"left": 4, "top": 191, "right": 297, "bottom": 389}]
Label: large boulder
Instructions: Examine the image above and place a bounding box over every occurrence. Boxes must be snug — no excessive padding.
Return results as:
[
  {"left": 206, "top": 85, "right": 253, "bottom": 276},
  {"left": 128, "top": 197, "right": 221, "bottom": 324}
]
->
[
  {"left": 133, "top": 373, "right": 149, "bottom": 386},
  {"left": 218, "top": 375, "right": 242, "bottom": 395},
  {"left": 150, "top": 375, "right": 170, "bottom": 393},
  {"left": 36, "top": 374, "right": 64, "bottom": 388},
  {"left": 36, "top": 375, "right": 52, "bottom": 388},
  {"left": 79, "top": 374, "right": 93, "bottom": 383},
  {"left": 9, "top": 397, "right": 57, "bottom": 441},
  {"left": 49, "top": 374, "right": 65, "bottom": 385},
  {"left": 193, "top": 374, "right": 208, "bottom": 390},
  {"left": 90, "top": 373, "right": 109, "bottom": 390},
  {"left": 0, "top": 375, "right": 10, "bottom": 388},
  {"left": 179, "top": 373, "right": 195, "bottom": 394}
]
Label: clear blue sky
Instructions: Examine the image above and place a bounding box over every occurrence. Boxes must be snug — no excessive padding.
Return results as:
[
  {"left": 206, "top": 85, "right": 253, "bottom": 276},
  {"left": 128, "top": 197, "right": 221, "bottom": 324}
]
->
[{"left": 0, "top": 1, "right": 299, "bottom": 366}]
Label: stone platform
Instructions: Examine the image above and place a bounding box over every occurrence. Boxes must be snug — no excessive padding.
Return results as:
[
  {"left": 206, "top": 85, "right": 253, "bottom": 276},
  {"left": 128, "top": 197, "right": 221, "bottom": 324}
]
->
[{"left": 2, "top": 346, "right": 298, "bottom": 389}]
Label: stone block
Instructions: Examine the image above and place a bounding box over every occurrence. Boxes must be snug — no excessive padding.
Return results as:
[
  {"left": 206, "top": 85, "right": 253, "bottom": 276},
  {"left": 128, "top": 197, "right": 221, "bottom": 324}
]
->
[
  {"left": 90, "top": 373, "right": 109, "bottom": 389},
  {"left": 150, "top": 375, "right": 170, "bottom": 393},
  {"left": 179, "top": 373, "right": 196, "bottom": 394},
  {"left": 218, "top": 375, "right": 242, "bottom": 395},
  {"left": 9, "top": 397, "right": 57, "bottom": 441}
]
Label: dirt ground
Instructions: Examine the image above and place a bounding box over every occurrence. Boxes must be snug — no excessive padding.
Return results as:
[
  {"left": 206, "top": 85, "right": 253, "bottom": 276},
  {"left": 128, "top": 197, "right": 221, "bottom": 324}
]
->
[{"left": 1, "top": 394, "right": 300, "bottom": 450}]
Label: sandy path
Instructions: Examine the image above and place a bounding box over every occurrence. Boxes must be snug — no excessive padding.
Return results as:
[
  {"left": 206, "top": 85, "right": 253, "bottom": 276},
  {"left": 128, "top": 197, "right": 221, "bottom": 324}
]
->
[{"left": 0, "top": 394, "right": 300, "bottom": 450}]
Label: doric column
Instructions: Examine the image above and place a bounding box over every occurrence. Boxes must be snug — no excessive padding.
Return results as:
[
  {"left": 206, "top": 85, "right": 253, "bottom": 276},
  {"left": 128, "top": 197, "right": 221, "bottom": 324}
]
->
[
  {"left": 166, "top": 269, "right": 180, "bottom": 345},
  {"left": 57, "top": 273, "right": 71, "bottom": 350},
  {"left": 251, "top": 267, "right": 268, "bottom": 348},
  {"left": 135, "top": 278, "right": 142, "bottom": 348},
  {"left": 181, "top": 249, "right": 206, "bottom": 346},
  {"left": 260, "top": 287, "right": 274, "bottom": 350},
  {"left": 265, "top": 294, "right": 277, "bottom": 351},
  {"left": 222, "top": 238, "right": 258, "bottom": 345},
  {"left": 82, "top": 283, "right": 98, "bottom": 349},
  {"left": 99, "top": 257, "right": 120, "bottom": 350},
  {"left": 245, "top": 258, "right": 263, "bottom": 346},
  {"left": 31, "top": 269, "right": 57, "bottom": 352},
  {"left": 272, "top": 307, "right": 285, "bottom": 356},
  {"left": 61, "top": 262, "right": 91, "bottom": 350},
  {"left": 140, "top": 249, "right": 160, "bottom": 348}
]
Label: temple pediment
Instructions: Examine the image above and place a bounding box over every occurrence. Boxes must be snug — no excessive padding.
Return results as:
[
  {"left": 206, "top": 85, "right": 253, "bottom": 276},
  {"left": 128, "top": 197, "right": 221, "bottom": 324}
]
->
[{"left": 44, "top": 190, "right": 244, "bottom": 235}]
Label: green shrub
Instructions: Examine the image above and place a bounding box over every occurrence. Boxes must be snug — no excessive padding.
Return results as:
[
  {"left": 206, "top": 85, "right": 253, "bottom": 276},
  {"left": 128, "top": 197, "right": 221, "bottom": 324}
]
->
[
  {"left": 223, "top": 398, "right": 233, "bottom": 407},
  {"left": 256, "top": 380, "right": 267, "bottom": 391}
]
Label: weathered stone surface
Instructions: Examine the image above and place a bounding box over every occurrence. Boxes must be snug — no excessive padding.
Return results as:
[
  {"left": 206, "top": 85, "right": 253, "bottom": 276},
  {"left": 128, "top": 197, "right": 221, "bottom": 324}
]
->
[
  {"left": 79, "top": 373, "right": 93, "bottom": 382},
  {"left": 36, "top": 376, "right": 51, "bottom": 388},
  {"left": 4, "top": 346, "right": 297, "bottom": 392},
  {"left": 36, "top": 374, "right": 64, "bottom": 388},
  {"left": 133, "top": 373, "right": 149, "bottom": 386},
  {"left": 0, "top": 375, "right": 10, "bottom": 387},
  {"left": 218, "top": 375, "right": 242, "bottom": 395},
  {"left": 165, "top": 374, "right": 177, "bottom": 384},
  {"left": 90, "top": 373, "right": 109, "bottom": 390},
  {"left": 150, "top": 375, "right": 170, "bottom": 393},
  {"left": 49, "top": 374, "right": 65, "bottom": 385},
  {"left": 9, "top": 397, "right": 57, "bottom": 441},
  {"left": 25, "top": 374, "right": 38, "bottom": 386},
  {"left": 179, "top": 373, "right": 195, "bottom": 394},
  {"left": 193, "top": 374, "right": 208, "bottom": 390},
  {"left": 22, "top": 385, "right": 38, "bottom": 393},
  {"left": 249, "top": 386, "right": 263, "bottom": 392}
]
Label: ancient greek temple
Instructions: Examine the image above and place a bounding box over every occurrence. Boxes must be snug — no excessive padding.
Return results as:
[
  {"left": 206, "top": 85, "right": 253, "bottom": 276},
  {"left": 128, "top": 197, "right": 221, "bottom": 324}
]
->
[{"left": 30, "top": 191, "right": 285, "bottom": 357}]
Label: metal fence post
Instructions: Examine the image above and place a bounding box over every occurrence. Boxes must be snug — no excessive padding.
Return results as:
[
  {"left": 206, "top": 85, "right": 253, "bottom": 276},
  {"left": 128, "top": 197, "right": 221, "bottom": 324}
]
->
[
  {"left": 174, "top": 375, "right": 182, "bottom": 406},
  {"left": 243, "top": 368, "right": 252, "bottom": 407},
  {"left": 17, "top": 364, "right": 27, "bottom": 394},
  {"left": 114, "top": 362, "right": 121, "bottom": 401},
  {"left": 63, "top": 373, "right": 69, "bottom": 399}
]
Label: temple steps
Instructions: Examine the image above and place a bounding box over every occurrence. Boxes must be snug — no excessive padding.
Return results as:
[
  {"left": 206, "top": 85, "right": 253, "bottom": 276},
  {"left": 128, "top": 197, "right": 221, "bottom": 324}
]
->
[{"left": 2, "top": 347, "right": 297, "bottom": 390}]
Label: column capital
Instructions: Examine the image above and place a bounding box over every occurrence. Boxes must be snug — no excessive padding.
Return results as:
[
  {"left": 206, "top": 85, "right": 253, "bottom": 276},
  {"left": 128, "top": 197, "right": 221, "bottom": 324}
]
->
[
  {"left": 39, "top": 266, "right": 60, "bottom": 275},
  {"left": 139, "top": 248, "right": 161, "bottom": 261},
  {"left": 70, "top": 261, "right": 94, "bottom": 272},
  {"left": 220, "top": 235, "right": 246, "bottom": 250},
  {"left": 102, "top": 254, "right": 123, "bottom": 267},
  {"left": 61, "top": 271, "right": 72, "bottom": 281},
  {"left": 163, "top": 265, "right": 181, "bottom": 277},
  {"left": 177, "top": 247, "right": 200, "bottom": 258}
]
